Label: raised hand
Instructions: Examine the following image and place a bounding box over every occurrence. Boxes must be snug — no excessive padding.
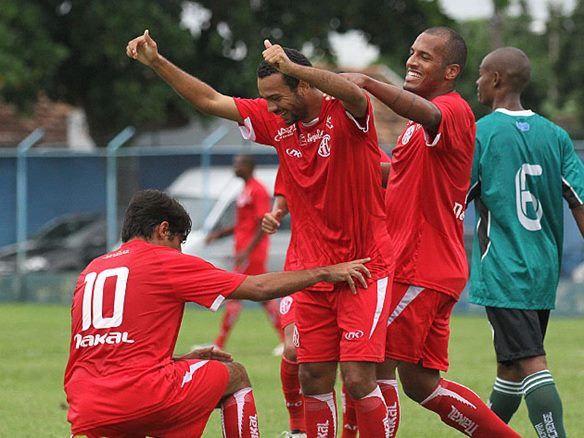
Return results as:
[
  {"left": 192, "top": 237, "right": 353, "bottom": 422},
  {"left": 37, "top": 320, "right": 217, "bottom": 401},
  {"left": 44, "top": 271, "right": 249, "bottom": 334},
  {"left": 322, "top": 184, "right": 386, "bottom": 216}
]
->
[
  {"left": 323, "top": 257, "right": 372, "bottom": 294},
  {"left": 262, "top": 209, "right": 284, "bottom": 234},
  {"left": 262, "top": 40, "right": 293, "bottom": 74},
  {"left": 126, "top": 29, "right": 159, "bottom": 66}
]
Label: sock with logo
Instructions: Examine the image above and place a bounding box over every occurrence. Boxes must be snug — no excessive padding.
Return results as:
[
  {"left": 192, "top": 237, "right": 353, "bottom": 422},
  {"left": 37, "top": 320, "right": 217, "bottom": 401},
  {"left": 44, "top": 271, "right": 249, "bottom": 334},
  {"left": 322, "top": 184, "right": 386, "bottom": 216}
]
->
[
  {"left": 353, "top": 385, "right": 390, "bottom": 438},
  {"left": 488, "top": 377, "right": 523, "bottom": 423},
  {"left": 262, "top": 299, "right": 284, "bottom": 341},
  {"left": 420, "top": 378, "right": 521, "bottom": 437},
  {"left": 523, "top": 370, "right": 566, "bottom": 438},
  {"left": 221, "top": 387, "right": 259, "bottom": 438},
  {"left": 378, "top": 379, "right": 400, "bottom": 437},
  {"left": 304, "top": 392, "right": 337, "bottom": 438},
  {"left": 214, "top": 300, "right": 243, "bottom": 349},
  {"left": 281, "top": 356, "right": 305, "bottom": 432},
  {"left": 341, "top": 385, "right": 358, "bottom": 438}
]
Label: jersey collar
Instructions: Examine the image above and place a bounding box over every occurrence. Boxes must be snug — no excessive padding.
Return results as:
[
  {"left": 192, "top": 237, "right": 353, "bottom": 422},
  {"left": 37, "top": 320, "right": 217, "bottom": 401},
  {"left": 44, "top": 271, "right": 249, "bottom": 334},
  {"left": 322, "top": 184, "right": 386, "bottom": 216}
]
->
[{"left": 494, "top": 108, "right": 535, "bottom": 117}]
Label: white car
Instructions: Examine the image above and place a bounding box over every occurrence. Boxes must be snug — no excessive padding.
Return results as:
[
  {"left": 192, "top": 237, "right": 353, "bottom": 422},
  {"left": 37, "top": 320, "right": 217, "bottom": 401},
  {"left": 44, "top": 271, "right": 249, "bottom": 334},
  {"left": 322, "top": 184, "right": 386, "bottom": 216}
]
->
[{"left": 167, "top": 165, "right": 291, "bottom": 272}]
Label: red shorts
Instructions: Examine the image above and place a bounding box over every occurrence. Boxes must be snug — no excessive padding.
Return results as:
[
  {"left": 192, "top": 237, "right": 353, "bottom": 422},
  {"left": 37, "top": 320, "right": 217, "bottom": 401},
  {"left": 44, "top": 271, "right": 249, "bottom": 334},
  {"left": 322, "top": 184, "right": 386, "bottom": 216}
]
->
[
  {"left": 279, "top": 294, "right": 297, "bottom": 328},
  {"left": 386, "top": 283, "right": 456, "bottom": 371},
  {"left": 295, "top": 277, "right": 391, "bottom": 363},
  {"left": 76, "top": 360, "right": 229, "bottom": 438}
]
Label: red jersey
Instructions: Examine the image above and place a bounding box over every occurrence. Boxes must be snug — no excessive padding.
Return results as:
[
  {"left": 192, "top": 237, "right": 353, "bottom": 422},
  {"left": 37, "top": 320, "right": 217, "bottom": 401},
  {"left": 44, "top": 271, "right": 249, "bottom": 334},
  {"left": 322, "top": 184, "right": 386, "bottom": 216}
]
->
[
  {"left": 235, "top": 95, "right": 393, "bottom": 290},
  {"left": 234, "top": 177, "right": 270, "bottom": 259},
  {"left": 385, "top": 92, "right": 475, "bottom": 298},
  {"left": 64, "top": 240, "right": 245, "bottom": 431}
]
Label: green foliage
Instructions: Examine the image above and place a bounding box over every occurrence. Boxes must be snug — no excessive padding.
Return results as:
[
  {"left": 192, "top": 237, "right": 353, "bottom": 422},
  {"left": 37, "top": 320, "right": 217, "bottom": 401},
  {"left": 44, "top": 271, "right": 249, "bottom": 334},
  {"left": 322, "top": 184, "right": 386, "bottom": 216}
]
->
[{"left": 0, "top": 304, "right": 583, "bottom": 436}]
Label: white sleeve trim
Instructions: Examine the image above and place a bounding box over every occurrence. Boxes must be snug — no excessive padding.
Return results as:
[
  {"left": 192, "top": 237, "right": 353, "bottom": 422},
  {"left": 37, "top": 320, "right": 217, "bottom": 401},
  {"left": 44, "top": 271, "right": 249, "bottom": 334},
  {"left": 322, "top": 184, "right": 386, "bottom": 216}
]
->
[
  {"left": 424, "top": 130, "right": 441, "bottom": 147},
  {"left": 210, "top": 295, "right": 226, "bottom": 312},
  {"left": 344, "top": 110, "right": 370, "bottom": 133},
  {"left": 562, "top": 177, "right": 584, "bottom": 205},
  {"left": 238, "top": 116, "right": 256, "bottom": 141}
]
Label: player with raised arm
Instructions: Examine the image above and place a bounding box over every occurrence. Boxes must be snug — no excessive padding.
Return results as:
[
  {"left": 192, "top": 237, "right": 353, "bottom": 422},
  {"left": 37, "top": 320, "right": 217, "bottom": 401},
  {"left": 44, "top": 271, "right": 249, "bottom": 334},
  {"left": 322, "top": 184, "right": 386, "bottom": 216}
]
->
[
  {"left": 343, "top": 27, "right": 521, "bottom": 437},
  {"left": 468, "top": 47, "right": 584, "bottom": 438},
  {"left": 127, "top": 30, "right": 394, "bottom": 437},
  {"left": 64, "top": 190, "right": 372, "bottom": 437}
]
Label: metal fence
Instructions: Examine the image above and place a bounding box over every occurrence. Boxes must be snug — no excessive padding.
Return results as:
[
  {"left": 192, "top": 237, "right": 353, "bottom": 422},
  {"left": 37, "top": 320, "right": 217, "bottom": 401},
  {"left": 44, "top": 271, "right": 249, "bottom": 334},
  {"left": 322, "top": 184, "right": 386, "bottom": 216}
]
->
[{"left": 0, "top": 128, "right": 582, "bottom": 314}]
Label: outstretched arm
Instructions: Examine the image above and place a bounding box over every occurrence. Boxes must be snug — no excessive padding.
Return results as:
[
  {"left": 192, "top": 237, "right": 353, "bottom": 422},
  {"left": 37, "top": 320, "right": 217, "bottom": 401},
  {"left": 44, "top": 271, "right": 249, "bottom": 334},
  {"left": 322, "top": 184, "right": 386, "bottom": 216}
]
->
[
  {"left": 231, "top": 257, "right": 372, "bottom": 300},
  {"left": 127, "top": 30, "right": 242, "bottom": 123},
  {"left": 262, "top": 40, "right": 368, "bottom": 118},
  {"left": 342, "top": 73, "right": 442, "bottom": 138}
]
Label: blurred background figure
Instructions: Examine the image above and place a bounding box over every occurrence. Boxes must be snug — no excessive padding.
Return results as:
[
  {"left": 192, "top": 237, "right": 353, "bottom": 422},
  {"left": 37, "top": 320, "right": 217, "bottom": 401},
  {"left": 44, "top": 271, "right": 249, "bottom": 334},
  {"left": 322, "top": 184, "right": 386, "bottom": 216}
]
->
[{"left": 205, "top": 155, "right": 283, "bottom": 350}]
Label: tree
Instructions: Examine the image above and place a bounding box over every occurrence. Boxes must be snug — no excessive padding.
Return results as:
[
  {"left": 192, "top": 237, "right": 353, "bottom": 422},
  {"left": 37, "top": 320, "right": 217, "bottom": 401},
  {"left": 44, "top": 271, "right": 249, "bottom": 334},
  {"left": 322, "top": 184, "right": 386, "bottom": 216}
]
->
[{"left": 0, "top": 0, "right": 452, "bottom": 143}]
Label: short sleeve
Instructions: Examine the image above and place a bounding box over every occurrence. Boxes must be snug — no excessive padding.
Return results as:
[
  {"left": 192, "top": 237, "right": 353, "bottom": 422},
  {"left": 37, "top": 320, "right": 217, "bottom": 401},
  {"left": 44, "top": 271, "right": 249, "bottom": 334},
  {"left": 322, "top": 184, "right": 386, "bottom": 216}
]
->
[
  {"left": 560, "top": 129, "right": 584, "bottom": 209},
  {"left": 425, "top": 94, "right": 475, "bottom": 152},
  {"left": 233, "top": 98, "right": 274, "bottom": 146},
  {"left": 163, "top": 250, "right": 246, "bottom": 311}
]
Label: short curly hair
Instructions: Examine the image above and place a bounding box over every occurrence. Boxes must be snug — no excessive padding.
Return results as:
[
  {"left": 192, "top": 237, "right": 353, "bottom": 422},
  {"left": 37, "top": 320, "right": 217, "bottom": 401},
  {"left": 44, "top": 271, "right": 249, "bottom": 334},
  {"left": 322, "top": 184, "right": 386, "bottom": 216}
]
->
[{"left": 257, "top": 48, "right": 312, "bottom": 90}]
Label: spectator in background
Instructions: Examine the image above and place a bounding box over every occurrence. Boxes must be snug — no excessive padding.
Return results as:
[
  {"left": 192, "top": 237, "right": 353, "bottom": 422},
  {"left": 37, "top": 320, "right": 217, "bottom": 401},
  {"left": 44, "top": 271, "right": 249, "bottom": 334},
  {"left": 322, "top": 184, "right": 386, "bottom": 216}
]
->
[
  {"left": 468, "top": 46, "right": 584, "bottom": 437},
  {"left": 206, "top": 154, "right": 282, "bottom": 350}
]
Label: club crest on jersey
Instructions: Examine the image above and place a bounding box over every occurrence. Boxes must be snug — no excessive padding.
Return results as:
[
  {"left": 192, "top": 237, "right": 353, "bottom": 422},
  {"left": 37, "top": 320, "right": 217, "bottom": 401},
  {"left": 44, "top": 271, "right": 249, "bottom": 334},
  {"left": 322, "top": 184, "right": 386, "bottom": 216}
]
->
[
  {"left": 318, "top": 134, "right": 331, "bottom": 157},
  {"left": 401, "top": 124, "right": 416, "bottom": 145}
]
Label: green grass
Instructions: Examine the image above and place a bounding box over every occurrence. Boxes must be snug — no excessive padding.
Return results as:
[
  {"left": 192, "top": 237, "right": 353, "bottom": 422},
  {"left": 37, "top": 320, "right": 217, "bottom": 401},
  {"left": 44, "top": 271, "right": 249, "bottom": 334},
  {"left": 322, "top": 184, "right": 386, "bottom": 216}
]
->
[{"left": 0, "top": 304, "right": 582, "bottom": 437}]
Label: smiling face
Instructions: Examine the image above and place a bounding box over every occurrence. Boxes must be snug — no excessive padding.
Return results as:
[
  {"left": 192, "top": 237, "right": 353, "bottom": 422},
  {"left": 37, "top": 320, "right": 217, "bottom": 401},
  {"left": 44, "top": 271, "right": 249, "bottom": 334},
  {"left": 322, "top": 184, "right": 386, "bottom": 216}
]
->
[
  {"left": 257, "top": 73, "right": 308, "bottom": 125},
  {"left": 404, "top": 32, "right": 451, "bottom": 99}
]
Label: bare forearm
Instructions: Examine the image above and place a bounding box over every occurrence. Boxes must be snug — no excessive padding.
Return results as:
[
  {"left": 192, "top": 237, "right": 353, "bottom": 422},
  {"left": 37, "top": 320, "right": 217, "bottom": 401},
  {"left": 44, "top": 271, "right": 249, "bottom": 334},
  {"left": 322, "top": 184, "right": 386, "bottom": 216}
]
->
[
  {"left": 362, "top": 76, "right": 441, "bottom": 130},
  {"left": 272, "top": 195, "right": 289, "bottom": 216},
  {"left": 286, "top": 64, "right": 367, "bottom": 117},
  {"left": 232, "top": 269, "right": 327, "bottom": 301},
  {"left": 150, "top": 55, "right": 241, "bottom": 122}
]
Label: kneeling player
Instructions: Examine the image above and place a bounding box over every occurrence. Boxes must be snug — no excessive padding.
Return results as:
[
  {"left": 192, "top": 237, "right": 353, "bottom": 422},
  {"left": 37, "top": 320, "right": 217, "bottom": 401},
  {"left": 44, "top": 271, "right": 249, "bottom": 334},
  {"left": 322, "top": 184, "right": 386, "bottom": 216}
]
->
[{"left": 64, "top": 190, "right": 371, "bottom": 437}]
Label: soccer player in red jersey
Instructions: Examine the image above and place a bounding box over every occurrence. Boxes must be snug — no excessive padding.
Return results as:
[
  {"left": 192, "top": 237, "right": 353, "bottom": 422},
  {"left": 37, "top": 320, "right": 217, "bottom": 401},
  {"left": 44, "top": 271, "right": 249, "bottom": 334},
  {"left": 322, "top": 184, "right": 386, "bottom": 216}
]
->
[
  {"left": 127, "top": 30, "right": 394, "bottom": 437},
  {"left": 342, "top": 27, "right": 521, "bottom": 437},
  {"left": 64, "top": 190, "right": 372, "bottom": 437},
  {"left": 206, "top": 155, "right": 282, "bottom": 350}
]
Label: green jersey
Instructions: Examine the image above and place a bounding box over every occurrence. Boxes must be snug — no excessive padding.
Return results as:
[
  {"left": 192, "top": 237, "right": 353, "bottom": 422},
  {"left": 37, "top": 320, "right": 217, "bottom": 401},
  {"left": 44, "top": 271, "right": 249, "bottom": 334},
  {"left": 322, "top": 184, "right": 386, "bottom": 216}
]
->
[{"left": 468, "top": 109, "right": 584, "bottom": 309}]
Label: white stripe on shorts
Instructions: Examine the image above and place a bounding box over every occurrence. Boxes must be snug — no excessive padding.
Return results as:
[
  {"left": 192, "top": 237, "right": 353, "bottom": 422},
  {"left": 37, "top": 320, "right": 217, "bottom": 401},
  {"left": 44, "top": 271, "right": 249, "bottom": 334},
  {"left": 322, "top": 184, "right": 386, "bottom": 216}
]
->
[
  {"left": 387, "top": 285, "right": 424, "bottom": 326},
  {"left": 369, "top": 277, "right": 389, "bottom": 338}
]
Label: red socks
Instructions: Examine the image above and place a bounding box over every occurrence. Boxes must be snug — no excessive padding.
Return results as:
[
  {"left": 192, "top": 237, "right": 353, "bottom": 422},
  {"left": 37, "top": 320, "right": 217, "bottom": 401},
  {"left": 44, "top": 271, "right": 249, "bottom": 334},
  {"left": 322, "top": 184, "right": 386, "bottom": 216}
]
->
[
  {"left": 214, "top": 300, "right": 243, "bottom": 349},
  {"left": 421, "top": 378, "right": 521, "bottom": 437},
  {"left": 378, "top": 379, "right": 400, "bottom": 437},
  {"left": 304, "top": 392, "right": 337, "bottom": 438},
  {"left": 221, "top": 387, "right": 260, "bottom": 438},
  {"left": 353, "top": 386, "right": 390, "bottom": 438},
  {"left": 280, "top": 356, "right": 305, "bottom": 432},
  {"left": 341, "top": 386, "right": 358, "bottom": 438}
]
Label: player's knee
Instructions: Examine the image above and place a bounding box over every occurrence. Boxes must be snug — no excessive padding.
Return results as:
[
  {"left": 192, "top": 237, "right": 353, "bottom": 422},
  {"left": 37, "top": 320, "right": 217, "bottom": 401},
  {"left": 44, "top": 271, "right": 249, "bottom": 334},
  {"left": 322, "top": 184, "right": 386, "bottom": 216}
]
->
[
  {"left": 342, "top": 372, "right": 376, "bottom": 399},
  {"left": 282, "top": 339, "right": 297, "bottom": 362},
  {"left": 224, "top": 361, "right": 251, "bottom": 395},
  {"left": 516, "top": 355, "right": 548, "bottom": 377}
]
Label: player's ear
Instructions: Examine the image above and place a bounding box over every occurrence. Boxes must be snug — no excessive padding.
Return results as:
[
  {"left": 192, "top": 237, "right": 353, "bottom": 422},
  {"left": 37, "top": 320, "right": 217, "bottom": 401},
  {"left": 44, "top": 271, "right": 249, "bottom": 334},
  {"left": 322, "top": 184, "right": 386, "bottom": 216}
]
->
[
  {"left": 155, "top": 221, "right": 171, "bottom": 239},
  {"left": 444, "top": 64, "right": 460, "bottom": 81}
]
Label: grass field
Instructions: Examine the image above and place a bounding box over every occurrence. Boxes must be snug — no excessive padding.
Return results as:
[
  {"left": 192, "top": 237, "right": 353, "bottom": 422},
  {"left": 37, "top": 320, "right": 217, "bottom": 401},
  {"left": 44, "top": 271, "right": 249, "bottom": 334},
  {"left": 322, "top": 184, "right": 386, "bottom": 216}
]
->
[{"left": 0, "top": 303, "right": 582, "bottom": 437}]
